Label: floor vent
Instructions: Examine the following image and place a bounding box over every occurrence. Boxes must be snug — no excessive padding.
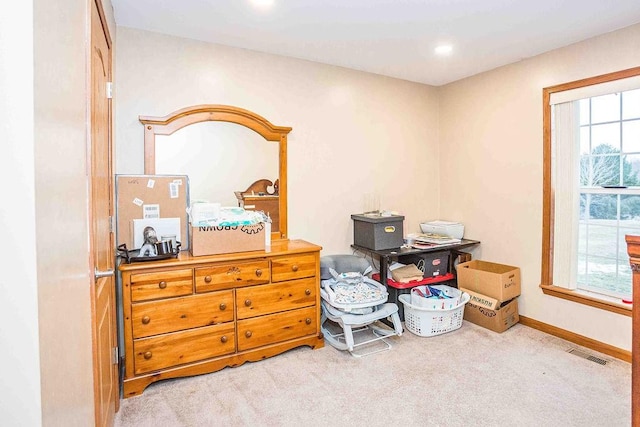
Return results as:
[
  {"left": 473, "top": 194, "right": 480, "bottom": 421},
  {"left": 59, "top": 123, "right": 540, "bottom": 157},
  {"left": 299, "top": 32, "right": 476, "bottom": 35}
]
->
[{"left": 567, "top": 348, "right": 608, "bottom": 365}]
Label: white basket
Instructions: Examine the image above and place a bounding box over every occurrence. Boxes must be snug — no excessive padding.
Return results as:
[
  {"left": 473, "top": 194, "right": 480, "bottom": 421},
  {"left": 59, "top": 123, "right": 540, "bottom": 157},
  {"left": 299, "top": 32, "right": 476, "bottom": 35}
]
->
[
  {"left": 399, "top": 291, "right": 470, "bottom": 337},
  {"left": 410, "top": 285, "right": 464, "bottom": 309}
]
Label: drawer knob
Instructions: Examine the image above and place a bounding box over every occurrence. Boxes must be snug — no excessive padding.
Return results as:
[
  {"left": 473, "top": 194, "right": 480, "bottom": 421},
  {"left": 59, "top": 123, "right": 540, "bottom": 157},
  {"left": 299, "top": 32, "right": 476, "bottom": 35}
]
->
[
  {"left": 255, "top": 269, "right": 262, "bottom": 277},
  {"left": 305, "top": 289, "right": 311, "bottom": 296},
  {"left": 244, "top": 299, "right": 252, "bottom": 307},
  {"left": 292, "top": 265, "right": 299, "bottom": 272},
  {"left": 245, "top": 330, "right": 252, "bottom": 338},
  {"left": 305, "top": 318, "right": 312, "bottom": 325},
  {"left": 141, "top": 316, "right": 151, "bottom": 325},
  {"left": 158, "top": 281, "right": 167, "bottom": 289},
  {"left": 204, "top": 275, "right": 212, "bottom": 283},
  {"left": 220, "top": 335, "right": 228, "bottom": 343},
  {"left": 219, "top": 302, "right": 227, "bottom": 311},
  {"left": 143, "top": 351, "right": 152, "bottom": 360}
]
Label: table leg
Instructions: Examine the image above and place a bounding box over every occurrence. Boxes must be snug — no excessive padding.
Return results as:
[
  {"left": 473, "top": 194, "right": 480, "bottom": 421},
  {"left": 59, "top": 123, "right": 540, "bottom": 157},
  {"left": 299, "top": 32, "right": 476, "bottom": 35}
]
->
[
  {"left": 377, "top": 255, "right": 400, "bottom": 329},
  {"left": 379, "top": 256, "right": 389, "bottom": 286}
]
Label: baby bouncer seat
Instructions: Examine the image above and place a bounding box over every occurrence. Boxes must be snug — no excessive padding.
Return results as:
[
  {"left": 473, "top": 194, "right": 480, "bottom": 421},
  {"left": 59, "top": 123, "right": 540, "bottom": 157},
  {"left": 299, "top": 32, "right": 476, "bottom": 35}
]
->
[{"left": 320, "top": 255, "right": 403, "bottom": 357}]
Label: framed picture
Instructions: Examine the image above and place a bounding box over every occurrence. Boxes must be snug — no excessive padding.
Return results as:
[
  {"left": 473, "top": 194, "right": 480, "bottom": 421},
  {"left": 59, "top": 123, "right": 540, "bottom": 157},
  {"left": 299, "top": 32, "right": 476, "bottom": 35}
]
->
[{"left": 132, "top": 217, "right": 181, "bottom": 253}]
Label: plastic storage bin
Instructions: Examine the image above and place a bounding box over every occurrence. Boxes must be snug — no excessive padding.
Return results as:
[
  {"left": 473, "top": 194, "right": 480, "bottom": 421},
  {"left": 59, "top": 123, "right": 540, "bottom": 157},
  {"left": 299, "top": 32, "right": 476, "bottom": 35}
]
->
[
  {"left": 398, "top": 285, "right": 470, "bottom": 337},
  {"left": 399, "top": 251, "right": 449, "bottom": 278}
]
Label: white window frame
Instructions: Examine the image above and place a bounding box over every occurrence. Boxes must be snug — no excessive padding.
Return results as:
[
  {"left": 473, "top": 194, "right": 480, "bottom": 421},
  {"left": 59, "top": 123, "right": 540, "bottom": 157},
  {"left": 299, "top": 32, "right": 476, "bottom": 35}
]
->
[{"left": 541, "top": 67, "right": 640, "bottom": 315}]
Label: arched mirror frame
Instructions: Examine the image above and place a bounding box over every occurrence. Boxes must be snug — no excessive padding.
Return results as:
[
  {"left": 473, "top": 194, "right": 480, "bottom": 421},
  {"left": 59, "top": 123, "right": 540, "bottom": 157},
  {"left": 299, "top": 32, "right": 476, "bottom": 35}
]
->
[{"left": 140, "top": 104, "right": 291, "bottom": 242}]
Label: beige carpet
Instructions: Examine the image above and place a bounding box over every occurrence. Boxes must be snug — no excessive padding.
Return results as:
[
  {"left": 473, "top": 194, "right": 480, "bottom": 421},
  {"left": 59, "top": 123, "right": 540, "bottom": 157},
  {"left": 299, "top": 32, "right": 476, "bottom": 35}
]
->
[{"left": 115, "top": 322, "right": 631, "bottom": 427}]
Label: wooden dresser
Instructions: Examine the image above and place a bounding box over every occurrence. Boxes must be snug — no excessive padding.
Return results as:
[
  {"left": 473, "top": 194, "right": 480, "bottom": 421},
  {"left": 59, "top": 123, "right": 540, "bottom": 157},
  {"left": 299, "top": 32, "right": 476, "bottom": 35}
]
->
[{"left": 119, "top": 239, "right": 323, "bottom": 397}]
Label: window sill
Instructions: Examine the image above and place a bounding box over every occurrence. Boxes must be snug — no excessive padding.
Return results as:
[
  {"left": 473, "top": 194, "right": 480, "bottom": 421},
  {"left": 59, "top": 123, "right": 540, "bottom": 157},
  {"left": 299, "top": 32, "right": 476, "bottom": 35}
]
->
[{"left": 540, "top": 285, "right": 631, "bottom": 317}]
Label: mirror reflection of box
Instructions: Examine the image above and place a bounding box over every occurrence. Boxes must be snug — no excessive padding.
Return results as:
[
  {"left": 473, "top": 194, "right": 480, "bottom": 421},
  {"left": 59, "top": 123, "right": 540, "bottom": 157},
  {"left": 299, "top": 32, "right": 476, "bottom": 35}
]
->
[{"left": 132, "top": 218, "right": 181, "bottom": 249}]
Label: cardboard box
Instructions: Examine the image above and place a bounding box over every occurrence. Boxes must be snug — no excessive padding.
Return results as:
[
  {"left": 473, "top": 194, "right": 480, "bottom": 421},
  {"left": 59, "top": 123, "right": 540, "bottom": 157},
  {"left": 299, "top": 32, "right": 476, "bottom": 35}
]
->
[
  {"left": 190, "top": 223, "right": 266, "bottom": 256},
  {"left": 459, "top": 287, "right": 501, "bottom": 310},
  {"left": 351, "top": 214, "right": 404, "bottom": 250},
  {"left": 456, "top": 260, "right": 521, "bottom": 302},
  {"left": 462, "top": 294, "right": 519, "bottom": 333}
]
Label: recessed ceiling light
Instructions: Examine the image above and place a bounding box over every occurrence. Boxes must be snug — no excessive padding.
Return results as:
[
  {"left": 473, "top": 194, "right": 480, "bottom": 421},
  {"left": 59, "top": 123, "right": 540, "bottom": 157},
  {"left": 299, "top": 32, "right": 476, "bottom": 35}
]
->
[
  {"left": 435, "top": 45, "right": 453, "bottom": 55},
  {"left": 250, "top": 0, "right": 274, "bottom": 8}
]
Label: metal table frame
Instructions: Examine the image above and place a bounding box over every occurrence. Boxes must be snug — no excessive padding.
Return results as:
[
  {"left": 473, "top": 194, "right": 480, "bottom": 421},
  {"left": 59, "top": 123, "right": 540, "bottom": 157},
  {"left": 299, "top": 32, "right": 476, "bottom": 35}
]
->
[{"left": 352, "top": 239, "right": 481, "bottom": 286}]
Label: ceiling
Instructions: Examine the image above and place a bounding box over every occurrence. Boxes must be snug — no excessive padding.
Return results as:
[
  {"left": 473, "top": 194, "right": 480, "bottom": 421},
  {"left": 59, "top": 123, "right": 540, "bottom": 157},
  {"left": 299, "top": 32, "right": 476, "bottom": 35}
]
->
[{"left": 110, "top": 0, "right": 640, "bottom": 86}]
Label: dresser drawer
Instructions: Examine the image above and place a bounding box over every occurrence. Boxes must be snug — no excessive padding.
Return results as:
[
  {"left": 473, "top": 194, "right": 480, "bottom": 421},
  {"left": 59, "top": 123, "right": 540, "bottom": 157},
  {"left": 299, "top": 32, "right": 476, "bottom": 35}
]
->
[
  {"left": 133, "top": 324, "right": 236, "bottom": 374},
  {"left": 236, "top": 277, "right": 317, "bottom": 319},
  {"left": 237, "top": 306, "right": 317, "bottom": 351},
  {"left": 132, "top": 291, "right": 234, "bottom": 339},
  {"left": 270, "top": 253, "right": 317, "bottom": 282},
  {"left": 130, "top": 268, "right": 193, "bottom": 302},
  {"left": 195, "top": 260, "right": 269, "bottom": 292}
]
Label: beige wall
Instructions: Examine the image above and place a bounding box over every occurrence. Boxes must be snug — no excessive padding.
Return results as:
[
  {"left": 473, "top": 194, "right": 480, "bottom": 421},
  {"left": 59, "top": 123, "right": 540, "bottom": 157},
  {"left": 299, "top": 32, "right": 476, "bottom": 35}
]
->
[
  {"left": 439, "top": 23, "right": 640, "bottom": 351},
  {"left": 115, "top": 25, "right": 637, "bottom": 352},
  {"left": 115, "top": 28, "right": 441, "bottom": 254}
]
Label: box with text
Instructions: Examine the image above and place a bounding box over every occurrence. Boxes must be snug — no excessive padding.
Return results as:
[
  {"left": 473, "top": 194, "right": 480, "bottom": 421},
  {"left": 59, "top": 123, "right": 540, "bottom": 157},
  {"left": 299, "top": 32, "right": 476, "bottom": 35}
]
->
[
  {"left": 190, "top": 223, "right": 266, "bottom": 256},
  {"left": 463, "top": 296, "right": 519, "bottom": 333},
  {"left": 456, "top": 259, "right": 521, "bottom": 302}
]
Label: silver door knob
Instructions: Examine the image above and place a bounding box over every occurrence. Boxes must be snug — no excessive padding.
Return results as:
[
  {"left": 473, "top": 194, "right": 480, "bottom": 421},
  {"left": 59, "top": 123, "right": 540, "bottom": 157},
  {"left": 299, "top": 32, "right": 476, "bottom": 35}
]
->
[{"left": 94, "top": 268, "right": 114, "bottom": 279}]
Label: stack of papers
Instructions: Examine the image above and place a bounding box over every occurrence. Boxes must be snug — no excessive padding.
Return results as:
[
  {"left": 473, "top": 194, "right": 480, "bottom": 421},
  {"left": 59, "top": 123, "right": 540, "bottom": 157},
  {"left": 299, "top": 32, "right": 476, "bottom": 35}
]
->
[{"left": 412, "top": 233, "right": 461, "bottom": 246}]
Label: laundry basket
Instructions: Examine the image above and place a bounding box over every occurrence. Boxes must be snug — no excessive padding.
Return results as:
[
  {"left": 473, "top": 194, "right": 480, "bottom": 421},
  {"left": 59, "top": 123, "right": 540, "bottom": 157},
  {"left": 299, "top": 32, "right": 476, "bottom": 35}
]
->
[{"left": 398, "top": 287, "right": 470, "bottom": 337}]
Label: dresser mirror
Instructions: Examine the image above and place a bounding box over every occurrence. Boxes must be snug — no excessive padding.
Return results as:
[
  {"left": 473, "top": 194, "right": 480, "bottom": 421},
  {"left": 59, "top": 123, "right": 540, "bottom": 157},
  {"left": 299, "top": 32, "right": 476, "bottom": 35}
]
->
[{"left": 140, "top": 105, "right": 291, "bottom": 241}]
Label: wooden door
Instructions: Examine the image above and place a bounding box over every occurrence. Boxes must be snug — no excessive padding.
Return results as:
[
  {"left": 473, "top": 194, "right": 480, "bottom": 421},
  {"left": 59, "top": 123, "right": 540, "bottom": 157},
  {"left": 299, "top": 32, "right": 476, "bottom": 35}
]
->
[
  {"left": 90, "top": 1, "right": 117, "bottom": 425},
  {"left": 625, "top": 235, "right": 639, "bottom": 427}
]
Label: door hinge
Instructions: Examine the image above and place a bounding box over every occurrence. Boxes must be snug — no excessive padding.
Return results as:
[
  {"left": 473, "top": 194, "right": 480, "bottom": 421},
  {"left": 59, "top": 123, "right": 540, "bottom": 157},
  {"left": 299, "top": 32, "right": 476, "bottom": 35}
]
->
[
  {"left": 112, "top": 347, "right": 119, "bottom": 365},
  {"left": 106, "top": 82, "right": 113, "bottom": 99},
  {"left": 109, "top": 215, "right": 115, "bottom": 233}
]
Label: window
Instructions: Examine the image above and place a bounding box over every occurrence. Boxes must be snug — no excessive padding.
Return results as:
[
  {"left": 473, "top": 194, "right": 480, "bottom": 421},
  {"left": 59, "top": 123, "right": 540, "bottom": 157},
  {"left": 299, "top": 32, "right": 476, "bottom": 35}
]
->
[
  {"left": 577, "top": 91, "right": 640, "bottom": 298},
  {"left": 542, "top": 67, "right": 640, "bottom": 313}
]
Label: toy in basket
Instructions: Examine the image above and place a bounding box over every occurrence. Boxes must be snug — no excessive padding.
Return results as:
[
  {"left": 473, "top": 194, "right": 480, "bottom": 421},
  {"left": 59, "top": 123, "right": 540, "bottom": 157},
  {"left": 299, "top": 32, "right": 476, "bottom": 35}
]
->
[{"left": 398, "top": 285, "right": 470, "bottom": 337}]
